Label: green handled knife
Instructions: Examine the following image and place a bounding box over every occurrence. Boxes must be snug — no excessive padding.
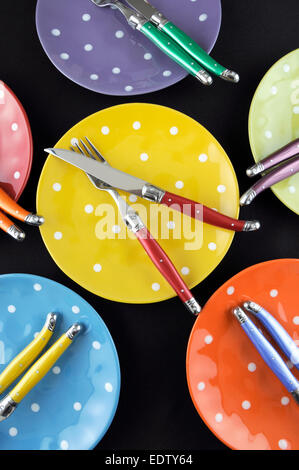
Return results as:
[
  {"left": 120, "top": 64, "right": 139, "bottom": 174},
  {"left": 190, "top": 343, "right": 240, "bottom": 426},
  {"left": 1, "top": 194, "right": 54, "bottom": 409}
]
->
[
  {"left": 92, "top": 0, "right": 212, "bottom": 85},
  {"left": 126, "top": 0, "right": 239, "bottom": 82}
]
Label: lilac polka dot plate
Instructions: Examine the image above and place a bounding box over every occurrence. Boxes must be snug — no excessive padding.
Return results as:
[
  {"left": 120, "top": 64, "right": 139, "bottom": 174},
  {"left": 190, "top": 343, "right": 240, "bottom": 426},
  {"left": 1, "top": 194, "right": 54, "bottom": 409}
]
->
[
  {"left": 0, "top": 274, "right": 120, "bottom": 450},
  {"left": 35, "top": 0, "right": 222, "bottom": 96}
]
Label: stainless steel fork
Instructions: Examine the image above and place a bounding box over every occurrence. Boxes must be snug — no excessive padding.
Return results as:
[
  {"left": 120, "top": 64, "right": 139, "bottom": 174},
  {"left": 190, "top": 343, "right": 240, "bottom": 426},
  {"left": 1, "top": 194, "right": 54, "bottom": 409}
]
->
[{"left": 71, "top": 137, "right": 201, "bottom": 315}]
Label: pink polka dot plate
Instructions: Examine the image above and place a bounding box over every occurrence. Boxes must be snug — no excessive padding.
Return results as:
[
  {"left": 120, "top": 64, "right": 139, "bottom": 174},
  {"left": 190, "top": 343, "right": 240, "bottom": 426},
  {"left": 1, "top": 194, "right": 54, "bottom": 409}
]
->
[
  {"left": 0, "top": 82, "right": 33, "bottom": 201},
  {"left": 187, "top": 258, "right": 299, "bottom": 450}
]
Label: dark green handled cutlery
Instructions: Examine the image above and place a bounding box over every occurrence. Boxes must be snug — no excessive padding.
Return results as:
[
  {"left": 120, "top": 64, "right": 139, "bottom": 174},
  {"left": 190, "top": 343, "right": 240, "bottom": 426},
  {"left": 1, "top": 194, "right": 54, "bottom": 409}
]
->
[{"left": 91, "top": 0, "right": 239, "bottom": 85}]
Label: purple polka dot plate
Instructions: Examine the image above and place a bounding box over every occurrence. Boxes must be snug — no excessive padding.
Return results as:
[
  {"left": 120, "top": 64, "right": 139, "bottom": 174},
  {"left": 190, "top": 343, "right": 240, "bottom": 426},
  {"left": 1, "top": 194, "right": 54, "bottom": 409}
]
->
[{"left": 35, "top": 0, "right": 222, "bottom": 95}]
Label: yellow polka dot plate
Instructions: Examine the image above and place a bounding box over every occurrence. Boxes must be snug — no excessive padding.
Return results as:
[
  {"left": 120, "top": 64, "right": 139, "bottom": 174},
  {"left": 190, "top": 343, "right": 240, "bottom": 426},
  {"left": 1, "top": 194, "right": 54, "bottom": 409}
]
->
[
  {"left": 249, "top": 49, "right": 299, "bottom": 214},
  {"left": 37, "top": 104, "right": 240, "bottom": 303}
]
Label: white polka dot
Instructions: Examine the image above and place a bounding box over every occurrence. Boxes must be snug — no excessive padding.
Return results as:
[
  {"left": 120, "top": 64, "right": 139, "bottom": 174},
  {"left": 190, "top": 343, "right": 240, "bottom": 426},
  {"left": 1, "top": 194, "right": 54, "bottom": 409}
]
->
[
  {"left": 70, "top": 138, "right": 78, "bottom": 146},
  {"left": 288, "top": 186, "right": 296, "bottom": 194},
  {"left": 152, "top": 283, "right": 160, "bottom": 291},
  {"left": 278, "top": 439, "right": 288, "bottom": 450},
  {"left": 54, "top": 231, "right": 62, "bottom": 240},
  {"left": 270, "top": 289, "right": 278, "bottom": 297},
  {"left": 265, "top": 130, "right": 272, "bottom": 139},
  {"left": 93, "top": 264, "right": 102, "bottom": 272},
  {"left": 242, "top": 400, "right": 251, "bottom": 410},
  {"left": 293, "top": 316, "right": 299, "bottom": 325},
  {"left": 125, "top": 85, "right": 133, "bottom": 92},
  {"left": 51, "top": 28, "right": 61, "bottom": 36},
  {"left": 170, "top": 126, "right": 178, "bottom": 135},
  {"left": 199, "top": 13, "right": 208, "bottom": 21},
  {"left": 72, "top": 305, "right": 80, "bottom": 314},
  {"left": 52, "top": 366, "right": 61, "bottom": 374},
  {"left": 198, "top": 153, "right": 208, "bottom": 162},
  {"left": 11, "top": 123, "right": 18, "bottom": 131},
  {"left": 129, "top": 195, "right": 137, "bottom": 203},
  {"left": 53, "top": 183, "right": 61, "bottom": 192},
  {"left": 105, "top": 382, "right": 113, "bottom": 392},
  {"left": 281, "top": 396, "right": 290, "bottom": 406},
  {"left": 163, "top": 70, "right": 172, "bottom": 77},
  {"left": 293, "top": 106, "right": 299, "bottom": 114},
  {"left": 208, "top": 242, "right": 217, "bottom": 251},
  {"left": 60, "top": 53, "right": 69, "bottom": 60},
  {"left": 84, "top": 204, "right": 94, "bottom": 214},
  {"left": 133, "top": 121, "right": 141, "bottom": 130},
  {"left": 181, "top": 267, "right": 190, "bottom": 275},
  {"left": 197, "top": 382, "right": 205, "bottom": 391},
  {"left": 101, "top": 126, "right": 110, "bottom": 135},
  {"left": 144, "top": 53, "right": 152, "bottom": 60},
  {"left": 92, "top": 341, "right": 101, "bottom": 350},
  {"left": 215, "top": 413, "right": 223, "bottom": 423},
  {"left": 283, "top": 64, "right": 290, "bottom": 72},
  {"left": 112, "top": 67, "right": 120, "bottom": 74},
  {"left": 271, "top": 86, "right": 277, "bottom": 95},
  {"left": 140, "top": 153, "right": 149, "bottom": 161},
  {"left": 9, "top": 427, "right": 18, "bottom": 437},
  {"left": 90, "top": 74, "right": 99, "bottom": 80},
  {"left": 82, "top": 13, "right": 91, "bottom": 21},
  {"left": 60, "top": 440, "right": 69, "bottom": 450},
  {"left": 248, "top": 362, "right": 256, "bottom": 372},
  {"left": 73, "top": 402, "right": 82, "bottom": 411},
  {"left": 112, "top": 225, "right": 121, "bottom": 234},
  {"left": 205, "top": 334, "right": 213, "bottom": 344},
  {"left": 167, "top": 221, "right": 175, "bottom": 229},
  {"left": 115, "top": 30, "right": 124, "bottom": 38},
  {"left": 31, "top": 403, "right": 40, "bottom": 412},
  {"left": 226, "top": 286, "right": 235, "bottom": 295},
  {"left": 8, "top": 305, "right": 16, "bottom": 313},
  {"left": 175, "top": 180, "right": 184, "bottom": 189},
  {"left": 33, "top": 283, "right": 42, "bottom": 292},
  {"left": 33, "top": 332, "right": 39, "bottom": 338},
  {"left": 13, "top": 171, "right": 20, "bottom": 180},
  {"left": 217, "top": 185, "right": 226, "bottom": 193},
  {"left": 84, "top": 44, "right": 93, "bottom": 51}
]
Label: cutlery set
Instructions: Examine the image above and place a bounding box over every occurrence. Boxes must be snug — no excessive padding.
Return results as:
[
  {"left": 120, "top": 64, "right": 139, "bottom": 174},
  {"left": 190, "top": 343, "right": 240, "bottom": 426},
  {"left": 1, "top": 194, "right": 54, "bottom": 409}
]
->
[
  {"left": 0, "top": 313, "right": 81, "bottom": 422},
  {"left": 233, "top": 301, "right": 299, "bottom": 404},
  {"left": 241, "top": 138, "right": 299, "bottom": 205},
  {"left": 91, "top": 0, "right": 239, "bottom": 85}
]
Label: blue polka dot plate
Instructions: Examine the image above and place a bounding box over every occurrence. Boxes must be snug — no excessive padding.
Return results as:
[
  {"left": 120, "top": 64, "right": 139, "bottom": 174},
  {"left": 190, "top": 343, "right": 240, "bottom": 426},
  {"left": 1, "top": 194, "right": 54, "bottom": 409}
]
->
[{"left": 0, "top": 273, "right": 120, "bottom": 450}]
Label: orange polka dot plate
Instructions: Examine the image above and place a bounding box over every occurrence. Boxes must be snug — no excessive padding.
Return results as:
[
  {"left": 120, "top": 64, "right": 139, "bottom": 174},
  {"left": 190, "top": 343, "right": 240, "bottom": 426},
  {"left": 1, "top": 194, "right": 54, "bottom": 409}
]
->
[{"left": 187, "top": 258, "right": 299, "bottom": 450}]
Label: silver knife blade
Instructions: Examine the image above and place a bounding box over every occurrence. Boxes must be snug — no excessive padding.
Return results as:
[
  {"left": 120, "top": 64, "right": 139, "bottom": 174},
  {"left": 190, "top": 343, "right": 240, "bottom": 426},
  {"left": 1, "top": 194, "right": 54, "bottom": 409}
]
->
[
  {"left": 125, "top": 0, "right": 162, "bottom": 22},
  {"left": 45, "top": 148, "right": 149, "bottom": 197}
]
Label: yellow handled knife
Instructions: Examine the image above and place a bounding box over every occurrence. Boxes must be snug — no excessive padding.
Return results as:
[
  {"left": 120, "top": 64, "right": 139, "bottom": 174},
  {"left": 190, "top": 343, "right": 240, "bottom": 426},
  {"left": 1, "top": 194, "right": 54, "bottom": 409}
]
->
[
  {"left": 0, "top": 313, "right": 57, "bottom": 394},
  {"left": 0, "top": 323, "right": 81, "bottom": 421}
]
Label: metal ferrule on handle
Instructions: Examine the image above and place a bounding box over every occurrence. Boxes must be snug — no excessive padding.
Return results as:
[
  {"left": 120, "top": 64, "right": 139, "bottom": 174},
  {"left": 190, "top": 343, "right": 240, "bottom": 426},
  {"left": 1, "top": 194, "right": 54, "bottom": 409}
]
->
[
  {"left": 135, "top": 226, "right": 201, "bottom": 314},
  {"left": 233, "top": 307, "right": 299, "bottom": 403},
  {"left": 244, "top": 301, "right": 299, "bottom": 369}
]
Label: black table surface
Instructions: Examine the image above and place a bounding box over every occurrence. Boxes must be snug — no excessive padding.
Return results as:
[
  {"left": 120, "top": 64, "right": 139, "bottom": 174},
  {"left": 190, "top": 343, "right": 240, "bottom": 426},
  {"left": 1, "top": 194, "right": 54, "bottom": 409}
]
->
[{"left": 0, "top": 0, "right": 298, "bottom": 451}]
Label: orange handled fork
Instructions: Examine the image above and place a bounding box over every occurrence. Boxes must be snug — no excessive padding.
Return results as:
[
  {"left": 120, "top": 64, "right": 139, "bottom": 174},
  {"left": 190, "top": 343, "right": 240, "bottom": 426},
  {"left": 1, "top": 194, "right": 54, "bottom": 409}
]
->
[{"left": 0, "top": 187, "right": 44, "bottom": 241}]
